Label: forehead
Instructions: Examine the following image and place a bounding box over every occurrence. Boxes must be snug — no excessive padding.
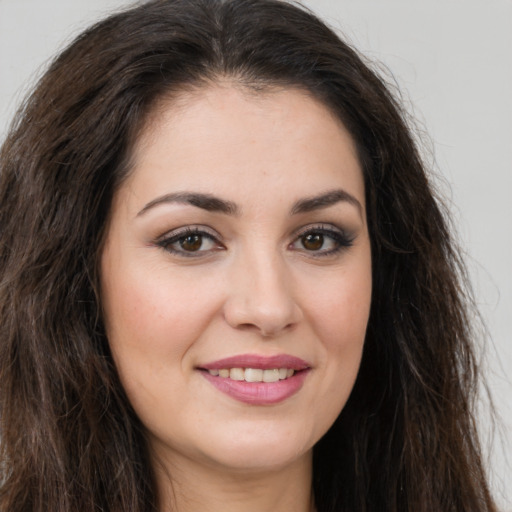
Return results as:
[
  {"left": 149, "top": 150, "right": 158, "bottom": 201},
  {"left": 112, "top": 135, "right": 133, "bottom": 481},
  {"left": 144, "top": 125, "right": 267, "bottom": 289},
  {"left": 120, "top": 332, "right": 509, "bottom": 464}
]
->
[{"left": 123, "top": 84, "right": 365, "bottom": 214}]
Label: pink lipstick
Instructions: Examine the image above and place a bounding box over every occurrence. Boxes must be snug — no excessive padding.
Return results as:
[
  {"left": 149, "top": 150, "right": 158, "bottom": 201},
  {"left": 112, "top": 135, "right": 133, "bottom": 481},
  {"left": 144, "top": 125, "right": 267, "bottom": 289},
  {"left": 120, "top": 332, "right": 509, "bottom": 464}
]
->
[{"left": 198, "top": 354, "right": 311, "bottom": 405}]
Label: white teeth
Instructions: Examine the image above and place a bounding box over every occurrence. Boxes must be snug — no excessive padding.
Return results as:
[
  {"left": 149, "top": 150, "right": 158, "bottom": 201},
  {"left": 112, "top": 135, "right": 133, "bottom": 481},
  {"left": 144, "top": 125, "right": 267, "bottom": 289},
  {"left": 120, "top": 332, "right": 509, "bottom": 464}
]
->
[
  {"left": 208, "top": 368, "right": 296, "bottom": 382},
  {"left": 244, "top": 368, "right": 263, "bottom": 382},
  {"left": 263, "top": 369, "right": 280, "bottom": 382},
  {"left": 230, "top": 368, "right": 245, "bottom": 380}
]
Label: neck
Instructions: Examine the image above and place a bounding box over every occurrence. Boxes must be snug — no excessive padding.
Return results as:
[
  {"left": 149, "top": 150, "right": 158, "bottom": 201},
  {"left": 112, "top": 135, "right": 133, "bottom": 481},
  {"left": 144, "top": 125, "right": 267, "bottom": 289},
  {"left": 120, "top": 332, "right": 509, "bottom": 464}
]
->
[{"left": 153, "top": 450, "right": 315, "bottom": 512}]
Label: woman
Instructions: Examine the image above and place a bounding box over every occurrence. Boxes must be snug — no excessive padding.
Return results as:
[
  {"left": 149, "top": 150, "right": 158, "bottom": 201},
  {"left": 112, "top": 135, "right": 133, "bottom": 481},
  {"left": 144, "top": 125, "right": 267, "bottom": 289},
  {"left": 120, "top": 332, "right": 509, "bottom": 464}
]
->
[{"left": 0, "top": 0, "right": 498, "bottom": 511}]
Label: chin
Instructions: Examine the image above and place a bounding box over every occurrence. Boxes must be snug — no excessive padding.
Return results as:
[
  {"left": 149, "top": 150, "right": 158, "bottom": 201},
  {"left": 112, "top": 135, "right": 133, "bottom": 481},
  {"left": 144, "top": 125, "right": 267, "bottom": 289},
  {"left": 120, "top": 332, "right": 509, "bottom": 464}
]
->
[
  {"left": 192, "top": 423, "right": 315, "bottom": 473},
  {"left": 207, "top": 445, "right": 310, "bottom": 474}
]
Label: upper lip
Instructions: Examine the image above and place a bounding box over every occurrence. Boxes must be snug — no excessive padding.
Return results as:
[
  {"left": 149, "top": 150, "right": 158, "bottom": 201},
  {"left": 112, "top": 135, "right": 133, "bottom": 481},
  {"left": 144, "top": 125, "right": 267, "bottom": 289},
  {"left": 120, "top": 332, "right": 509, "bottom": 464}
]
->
[{"left": 199, "top": 354, "right": 311, "bottom": 371}]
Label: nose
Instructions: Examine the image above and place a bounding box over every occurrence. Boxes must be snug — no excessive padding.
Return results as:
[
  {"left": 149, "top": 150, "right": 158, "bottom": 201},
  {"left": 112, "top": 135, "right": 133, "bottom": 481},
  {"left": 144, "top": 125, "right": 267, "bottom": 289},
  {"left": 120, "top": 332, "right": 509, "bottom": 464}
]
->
[{"left": 223, "top": 250, "right": 303, "bottom": 337}]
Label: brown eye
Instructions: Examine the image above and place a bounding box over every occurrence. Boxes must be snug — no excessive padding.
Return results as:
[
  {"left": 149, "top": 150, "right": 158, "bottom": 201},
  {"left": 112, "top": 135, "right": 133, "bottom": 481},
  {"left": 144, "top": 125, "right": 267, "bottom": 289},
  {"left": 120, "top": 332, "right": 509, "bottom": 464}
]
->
[
  {"left": 180, "top": 234, "right": 203, "bottom": 252},
  {"left": 290, "top": 226, "right": 354, "bottom": 256},
  {"left": 157, "top": 228, "right": 223, "bottom": 257},
  {"left": 301, "top": 233, "right": 324, "bottom": 251}
]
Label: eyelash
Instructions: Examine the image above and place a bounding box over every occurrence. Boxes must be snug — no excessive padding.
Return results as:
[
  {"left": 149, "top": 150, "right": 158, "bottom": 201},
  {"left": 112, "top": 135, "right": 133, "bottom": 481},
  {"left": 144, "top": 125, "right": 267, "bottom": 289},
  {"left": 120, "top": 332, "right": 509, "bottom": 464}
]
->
[
  {"left": 290, "top": 224, "right": 355, "bottom": 257},
  {"left": 155, "top": 224, "right": 355, "bottom": 258},
  {"left": 155, "top": 227, "right": 223, "bottom": 258}
]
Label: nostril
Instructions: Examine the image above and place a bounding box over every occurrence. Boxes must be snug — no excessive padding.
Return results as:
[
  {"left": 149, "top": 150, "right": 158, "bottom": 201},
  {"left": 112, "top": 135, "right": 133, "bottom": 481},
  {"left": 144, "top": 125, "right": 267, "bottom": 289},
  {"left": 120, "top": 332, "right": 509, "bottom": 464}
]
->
[
  {"left": 260, "top": 323, "right": 294, "bottom": 338},
  {"left": 236, "top": 322, "right": 283, "bottom": 337}
]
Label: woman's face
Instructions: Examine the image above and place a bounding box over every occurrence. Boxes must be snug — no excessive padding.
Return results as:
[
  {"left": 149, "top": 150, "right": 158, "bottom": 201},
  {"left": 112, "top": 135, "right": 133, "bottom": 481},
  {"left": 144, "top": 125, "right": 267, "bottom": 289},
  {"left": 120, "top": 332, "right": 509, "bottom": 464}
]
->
[{"left": 101, "top": 85, "right": 372, "bottom": 475}]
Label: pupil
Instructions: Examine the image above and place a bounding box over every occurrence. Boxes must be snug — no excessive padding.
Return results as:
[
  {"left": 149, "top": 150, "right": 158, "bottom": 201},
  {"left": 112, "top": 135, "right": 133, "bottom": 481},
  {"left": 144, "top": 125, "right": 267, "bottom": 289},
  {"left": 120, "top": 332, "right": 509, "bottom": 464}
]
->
[
  {"left": 303, "top": 233, "right": 323, "bottom": 250},
  {"left": 180, "top": 235, "right": 202, "bottom": 251}
]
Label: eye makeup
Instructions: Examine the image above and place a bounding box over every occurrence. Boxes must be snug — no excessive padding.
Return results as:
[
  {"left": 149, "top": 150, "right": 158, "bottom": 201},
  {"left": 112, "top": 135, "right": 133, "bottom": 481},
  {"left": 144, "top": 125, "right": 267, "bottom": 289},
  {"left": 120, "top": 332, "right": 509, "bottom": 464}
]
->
[
  {"left": 289, "top": 223, "right": 355, "bottom": 258},
  {"left": 155, "top": 226, "right": 225, "bottom": 257},
  {"left": 154, "top": 221, "right": 356, "bottom": 260}
]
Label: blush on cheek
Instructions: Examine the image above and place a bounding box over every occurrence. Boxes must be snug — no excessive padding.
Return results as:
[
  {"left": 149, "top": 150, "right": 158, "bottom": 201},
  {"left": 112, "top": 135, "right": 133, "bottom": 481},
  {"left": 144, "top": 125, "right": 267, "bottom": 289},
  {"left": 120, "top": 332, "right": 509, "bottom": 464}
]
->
[{"left": 314, "top": 290, "right": 371, "bottom": 340}]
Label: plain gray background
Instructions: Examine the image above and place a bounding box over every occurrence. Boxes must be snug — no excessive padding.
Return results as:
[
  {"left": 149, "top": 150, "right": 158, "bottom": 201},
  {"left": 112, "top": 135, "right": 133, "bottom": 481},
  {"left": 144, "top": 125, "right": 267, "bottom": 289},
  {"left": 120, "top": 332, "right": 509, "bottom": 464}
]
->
[{"left": 0, "top": 0, "right": 510, "bottom": 509}]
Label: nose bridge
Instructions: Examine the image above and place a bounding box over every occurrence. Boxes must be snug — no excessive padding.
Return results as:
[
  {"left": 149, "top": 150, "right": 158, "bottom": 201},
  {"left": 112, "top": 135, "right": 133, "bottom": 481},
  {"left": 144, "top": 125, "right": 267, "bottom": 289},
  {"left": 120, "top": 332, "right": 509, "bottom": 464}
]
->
[{"left": 224, "top": 242, "right": 301, "bottom": 336}]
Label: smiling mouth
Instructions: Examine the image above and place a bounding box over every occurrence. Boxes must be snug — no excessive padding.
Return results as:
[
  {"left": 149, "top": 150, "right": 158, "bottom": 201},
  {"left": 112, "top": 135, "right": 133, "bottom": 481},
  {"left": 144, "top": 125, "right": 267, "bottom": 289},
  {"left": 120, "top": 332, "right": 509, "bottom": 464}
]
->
[
  {"left": 198, "top": 354, "right": 310, "bottom": 403},
  {"left": 205, "top": 367, "right": 296, "bottom": 383},
  {"left": 199, "top": 366, "right": 310, "bottom": 405}
]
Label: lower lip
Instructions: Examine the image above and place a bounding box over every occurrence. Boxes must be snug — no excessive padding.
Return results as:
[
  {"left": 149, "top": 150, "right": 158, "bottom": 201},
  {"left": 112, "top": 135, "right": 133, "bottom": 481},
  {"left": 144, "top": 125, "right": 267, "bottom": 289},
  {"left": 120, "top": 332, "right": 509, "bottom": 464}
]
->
[{"left": 200, "top": 370, "right": 309, "bottom": 405}]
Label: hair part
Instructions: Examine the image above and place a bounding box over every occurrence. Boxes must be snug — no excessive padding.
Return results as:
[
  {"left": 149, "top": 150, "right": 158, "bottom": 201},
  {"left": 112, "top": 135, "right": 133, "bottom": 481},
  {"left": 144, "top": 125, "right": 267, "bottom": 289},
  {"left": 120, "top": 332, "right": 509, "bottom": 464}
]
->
[{"left": 0, "top": 0, "right": 496, "bottom": 511}]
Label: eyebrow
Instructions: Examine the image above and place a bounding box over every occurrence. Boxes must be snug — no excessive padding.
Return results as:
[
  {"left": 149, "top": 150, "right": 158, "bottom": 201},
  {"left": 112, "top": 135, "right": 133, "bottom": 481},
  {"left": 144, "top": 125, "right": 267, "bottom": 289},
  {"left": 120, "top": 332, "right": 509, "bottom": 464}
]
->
[
  {"left": 137, "top": 188, "right": 362, "bottom": 218},
  {"left": 137, "top": 192, "right": 239, "bottom": 217},
  {"left": 290, "top": 189, "right": 363, "bottom": 217}
]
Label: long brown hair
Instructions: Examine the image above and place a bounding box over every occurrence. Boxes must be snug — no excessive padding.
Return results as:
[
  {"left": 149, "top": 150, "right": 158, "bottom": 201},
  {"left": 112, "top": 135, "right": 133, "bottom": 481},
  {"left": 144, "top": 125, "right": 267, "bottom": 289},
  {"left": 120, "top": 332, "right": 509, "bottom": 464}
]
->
[{"left": 0, "top": 0, "right": 496, "bottom": 510}]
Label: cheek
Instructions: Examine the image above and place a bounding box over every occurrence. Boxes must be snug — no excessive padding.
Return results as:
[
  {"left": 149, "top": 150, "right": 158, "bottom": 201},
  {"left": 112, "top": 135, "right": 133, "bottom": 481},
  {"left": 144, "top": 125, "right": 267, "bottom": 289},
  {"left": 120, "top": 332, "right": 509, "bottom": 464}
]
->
[
  {"left": 301, "top": 261, "right": 371, "bottom": 423},
  {"left": 305, "top": 260, "right": 372, "bottom": 348},
  {"left": 100, "top": 266, "right": 217, "bottom": 419},
  {"left": 100, "top": 260, "right": 223, "bottom": 412},
  {"left": 103, "top": 258, "right": 218, "bottom": 352},
  {"left": 328, "top": 274, "right": 370, "bottom": 375}
]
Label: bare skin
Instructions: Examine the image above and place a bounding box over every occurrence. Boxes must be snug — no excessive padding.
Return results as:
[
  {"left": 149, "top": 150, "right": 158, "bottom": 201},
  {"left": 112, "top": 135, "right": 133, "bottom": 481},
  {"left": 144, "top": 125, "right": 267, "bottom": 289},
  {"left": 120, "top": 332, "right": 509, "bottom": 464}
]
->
[
  {"left": 154, "top": 449, "right": 315, "bottom": 512},
  {"left": 101, "top": 83, "right": 371, "bottom": 511}
]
